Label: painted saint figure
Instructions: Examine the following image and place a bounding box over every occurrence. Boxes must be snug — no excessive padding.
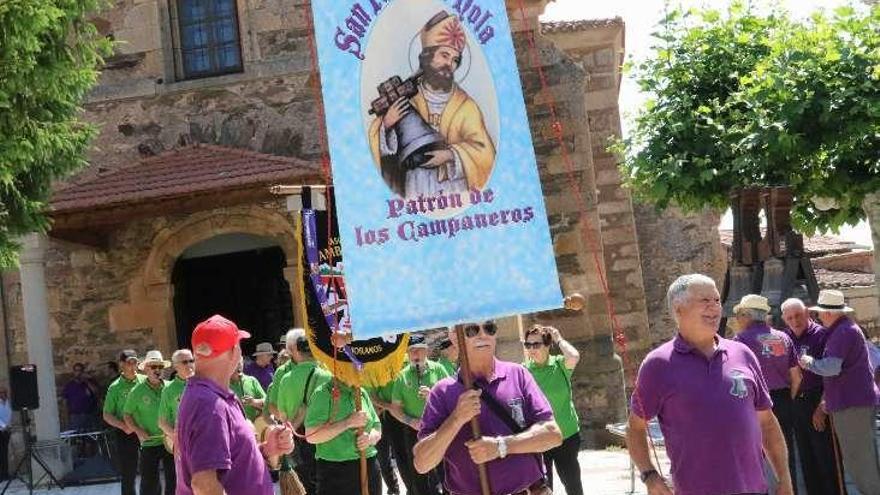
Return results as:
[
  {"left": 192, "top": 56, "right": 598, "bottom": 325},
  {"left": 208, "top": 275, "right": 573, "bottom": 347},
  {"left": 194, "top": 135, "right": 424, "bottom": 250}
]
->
[{"left": 368, "top": 11, "right": 496, "bottom": 199}]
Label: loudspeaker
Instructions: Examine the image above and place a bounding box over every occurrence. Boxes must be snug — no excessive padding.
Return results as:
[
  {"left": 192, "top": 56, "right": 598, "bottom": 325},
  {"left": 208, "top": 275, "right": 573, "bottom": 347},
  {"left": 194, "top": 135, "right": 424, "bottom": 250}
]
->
[{"left": 10, "top": 364, "right": 39, "bottom": 411}]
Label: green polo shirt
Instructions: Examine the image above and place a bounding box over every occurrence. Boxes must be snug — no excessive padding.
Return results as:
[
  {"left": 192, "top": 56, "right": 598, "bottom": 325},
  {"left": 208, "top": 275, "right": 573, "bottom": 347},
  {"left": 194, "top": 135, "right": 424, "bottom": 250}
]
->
[
  {"left": 123, "top": 379, "right": 167, "bottom": 447},
  {"left": 305, "top": 383, "right": 379, "bottom": 462},
  {"left": 391, "top": 360, "right": 450, "bottom": 419},
  {"left": 230, "top": 374, "right": 266, "bottom": 421},
  {"left": 158, "top": 377, "right": 186, "bottom": 427},
  {"left": 524, "top": 355, "right": 580, "bottom": 439},
  {"left": 277, "top": 361, "right": 333, "bottom": 420},
  {"left": 267, "top": 360, "right": 297, "bottom": 408},
  {"left": 438, "top": 356, "right": 457, "bottom": 376},
  {"left": 103, "top": 374, "right": 145, "bottom": 421}
]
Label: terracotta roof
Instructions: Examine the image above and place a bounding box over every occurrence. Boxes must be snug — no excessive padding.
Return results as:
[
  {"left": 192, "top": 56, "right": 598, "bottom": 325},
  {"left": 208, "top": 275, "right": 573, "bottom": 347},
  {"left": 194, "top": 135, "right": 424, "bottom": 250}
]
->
[
  {"left": 541, "top": 18, "right": 624, "bottom": 34},
  {"left": 50, "top": 144, "right": 321, "bottom": 213},
  {"left": 815, "top": 269, "right": 875, "bottom": 289},
  {"left": 718, "top": 229, "right": 867, "bottom": 257}
]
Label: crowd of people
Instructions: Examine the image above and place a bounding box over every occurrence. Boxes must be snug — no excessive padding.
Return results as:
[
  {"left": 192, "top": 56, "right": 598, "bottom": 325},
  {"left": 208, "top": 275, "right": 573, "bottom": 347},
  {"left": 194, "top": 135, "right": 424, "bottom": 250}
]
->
[
  {"left": 5, "top": 272, "right": 876, "bottom": 495},
  {"left": 628, "top": 275, "right": 880, "bottom": 495},
  {"left": 59, "top": 312, "right": 582, "bottom": 495}
]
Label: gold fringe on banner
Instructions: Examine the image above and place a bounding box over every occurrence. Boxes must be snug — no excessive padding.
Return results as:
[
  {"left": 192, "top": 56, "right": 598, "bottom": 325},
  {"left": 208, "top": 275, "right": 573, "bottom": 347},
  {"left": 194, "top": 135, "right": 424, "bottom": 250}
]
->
[{"left": 294, "top": 214, "right": 409, "bottom": 389}]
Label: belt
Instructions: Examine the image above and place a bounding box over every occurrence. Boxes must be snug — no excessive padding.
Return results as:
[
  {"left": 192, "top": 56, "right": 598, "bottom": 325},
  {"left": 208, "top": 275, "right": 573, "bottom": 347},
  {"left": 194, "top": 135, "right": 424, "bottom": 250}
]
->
[{"left": 510, "top": 480, "right": 551, "bottom": 495}]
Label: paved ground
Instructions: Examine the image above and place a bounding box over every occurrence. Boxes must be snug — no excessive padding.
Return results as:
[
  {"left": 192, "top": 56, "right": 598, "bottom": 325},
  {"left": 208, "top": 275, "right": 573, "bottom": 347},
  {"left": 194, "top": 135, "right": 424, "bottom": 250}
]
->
[{"left": 0, "top": 445, "right": 868, "bottom": 494}]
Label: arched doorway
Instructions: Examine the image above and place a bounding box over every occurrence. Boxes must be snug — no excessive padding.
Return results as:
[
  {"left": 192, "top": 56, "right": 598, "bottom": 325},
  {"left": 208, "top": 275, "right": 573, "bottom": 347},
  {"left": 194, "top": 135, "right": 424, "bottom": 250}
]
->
[{"left": 171, "top": 233, "right": 294, "bottom": 355}]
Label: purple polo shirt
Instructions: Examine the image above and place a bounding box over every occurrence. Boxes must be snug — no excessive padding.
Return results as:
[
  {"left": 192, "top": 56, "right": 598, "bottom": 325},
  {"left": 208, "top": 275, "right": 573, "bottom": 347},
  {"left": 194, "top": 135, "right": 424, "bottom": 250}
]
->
[
  {"left": 785, "top": 320, "right": 828, "bottom": 392},
  {"left": 631, "top": 335, "right": 772, "bottom": 495},
  {"left": 243, "top": 361, "right": 274, "bottom": 391},
  {"left": 62, "top": 379, "right": 97, "bottom": 414},
  {"left": 175, "top": 377, "right": 272, "bottom": 495},
  {"left": 418, "top": 359, "right": 554, "bottom": 495},
  {"left": 822, "top": 316, "right": 880, "bottom": 412},
  {"left": 734, "top": 322, "right": 798, "bottom": 391}
]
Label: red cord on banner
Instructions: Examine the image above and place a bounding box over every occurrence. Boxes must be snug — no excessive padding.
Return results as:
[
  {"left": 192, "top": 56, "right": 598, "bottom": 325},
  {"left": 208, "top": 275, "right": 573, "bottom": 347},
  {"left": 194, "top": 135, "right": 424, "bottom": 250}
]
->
[{"left": 513, "top": 0, "right": 663, "bottom": 472}]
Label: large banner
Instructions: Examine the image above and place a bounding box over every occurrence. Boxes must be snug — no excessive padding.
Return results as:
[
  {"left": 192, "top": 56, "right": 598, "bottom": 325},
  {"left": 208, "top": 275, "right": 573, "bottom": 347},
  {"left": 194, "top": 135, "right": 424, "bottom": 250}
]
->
[{"left": 312, "top": 0, "right": 562, "bottom": 337}]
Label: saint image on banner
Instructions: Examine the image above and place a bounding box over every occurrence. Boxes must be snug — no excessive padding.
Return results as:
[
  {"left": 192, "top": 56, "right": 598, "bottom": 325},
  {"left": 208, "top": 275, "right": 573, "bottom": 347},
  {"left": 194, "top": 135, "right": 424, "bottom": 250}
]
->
[{"left": 367, "top": 11, "right": 497, "bottom": 199}]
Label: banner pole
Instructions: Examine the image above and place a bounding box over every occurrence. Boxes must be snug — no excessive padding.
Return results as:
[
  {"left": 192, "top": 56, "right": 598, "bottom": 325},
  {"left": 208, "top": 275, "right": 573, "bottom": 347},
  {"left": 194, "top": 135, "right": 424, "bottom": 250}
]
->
[
  {"left": 354, "top": 385, "right": 369, "bottom": 495},
  {"left": 454, "top": 325, "right": 492, "bottom": 495}
]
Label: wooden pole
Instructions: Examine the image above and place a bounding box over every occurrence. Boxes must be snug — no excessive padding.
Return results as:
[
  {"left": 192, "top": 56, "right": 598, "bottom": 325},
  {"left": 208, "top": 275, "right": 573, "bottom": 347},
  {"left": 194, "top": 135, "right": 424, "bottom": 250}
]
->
[
  {"left": 354, "top": 385, "right": 369, "bottom": 495},
  {"left": 455, "top": 325, "right": 492, "bottom": 495}
]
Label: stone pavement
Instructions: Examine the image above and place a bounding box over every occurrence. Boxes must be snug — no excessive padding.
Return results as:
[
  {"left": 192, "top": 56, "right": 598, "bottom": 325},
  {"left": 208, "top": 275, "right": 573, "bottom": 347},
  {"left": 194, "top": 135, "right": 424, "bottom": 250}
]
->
[{"left": 0, "top": 446, "right": 869, "bottom": 495}]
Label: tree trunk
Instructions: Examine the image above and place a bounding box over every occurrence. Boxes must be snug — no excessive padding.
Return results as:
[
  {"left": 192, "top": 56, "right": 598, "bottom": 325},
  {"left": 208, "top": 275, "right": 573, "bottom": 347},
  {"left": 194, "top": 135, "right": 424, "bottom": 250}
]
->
[{"left": 863, "top": 192, "right": 880, "bottom": 309}]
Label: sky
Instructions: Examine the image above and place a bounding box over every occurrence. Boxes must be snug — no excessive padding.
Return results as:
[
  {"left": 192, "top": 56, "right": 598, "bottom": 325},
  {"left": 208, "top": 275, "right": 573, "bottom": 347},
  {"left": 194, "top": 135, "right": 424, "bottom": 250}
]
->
[{"left": 540, "top": 0, "right": 875, "bottom": 248}]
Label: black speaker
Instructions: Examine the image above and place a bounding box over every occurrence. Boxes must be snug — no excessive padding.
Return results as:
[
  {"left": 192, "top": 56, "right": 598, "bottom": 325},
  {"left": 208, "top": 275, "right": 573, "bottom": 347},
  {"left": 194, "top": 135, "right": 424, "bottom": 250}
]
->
[{"left": 10, "top": 364, "right": 39, "bottom": 411}]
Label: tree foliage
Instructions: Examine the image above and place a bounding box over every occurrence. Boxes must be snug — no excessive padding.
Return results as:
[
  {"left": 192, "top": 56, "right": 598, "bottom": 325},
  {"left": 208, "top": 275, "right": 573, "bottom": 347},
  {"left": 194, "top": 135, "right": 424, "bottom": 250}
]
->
[
  {"left": 617, "top": 1, "right": 880, "bottom": 235},
  {"left": 0, "top": 0, "right": 110, "bottom": 266}
]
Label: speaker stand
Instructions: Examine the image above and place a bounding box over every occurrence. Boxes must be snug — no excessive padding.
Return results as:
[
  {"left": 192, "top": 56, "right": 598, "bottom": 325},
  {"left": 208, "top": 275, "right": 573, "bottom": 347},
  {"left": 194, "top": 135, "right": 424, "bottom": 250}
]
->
[{"left": 1, "top": 408, "right": 64, "bottom": 494}]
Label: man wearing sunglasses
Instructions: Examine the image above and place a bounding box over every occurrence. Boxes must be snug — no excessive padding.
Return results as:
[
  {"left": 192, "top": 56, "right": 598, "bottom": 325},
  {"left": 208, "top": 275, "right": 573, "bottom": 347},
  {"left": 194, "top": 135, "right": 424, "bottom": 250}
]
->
[
  {"left": 414, "top": 321, "right": 562, "bottom": 495},
  {"left": 158, "top": 349, "right": 195, "bottom": 455},
  {"left": 124, "top": 350, "right": 174, "bottom": 495}
]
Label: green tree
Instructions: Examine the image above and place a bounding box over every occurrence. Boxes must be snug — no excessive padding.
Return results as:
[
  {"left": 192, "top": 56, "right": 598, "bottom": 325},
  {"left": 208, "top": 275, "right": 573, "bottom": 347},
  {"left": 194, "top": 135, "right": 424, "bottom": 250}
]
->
[
  {"left": 0, "top": 0, "right": 110, "bottom": 267},
  {"left": 618, "top": 1, "right": 880, "bottom": 236}
]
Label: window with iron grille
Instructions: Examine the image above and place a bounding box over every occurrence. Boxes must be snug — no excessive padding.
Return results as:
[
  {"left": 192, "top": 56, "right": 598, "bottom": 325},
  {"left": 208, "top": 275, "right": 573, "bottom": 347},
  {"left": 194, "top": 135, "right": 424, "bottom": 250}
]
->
[{"left": 173, "top": 0, "right": 243, "bottom": 80}]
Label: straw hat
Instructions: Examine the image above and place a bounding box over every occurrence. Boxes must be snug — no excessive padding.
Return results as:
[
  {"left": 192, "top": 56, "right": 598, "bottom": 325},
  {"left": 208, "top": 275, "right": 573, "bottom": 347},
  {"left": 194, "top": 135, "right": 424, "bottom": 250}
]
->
[
  {"left": 809, "top": 290, "right": 854, "bottom": 313},
  {"left": 252, "top": 342, "right": 277, "bottom": 357},
  {"left": 733, "top": 294, "right": 771, "bottom": 314},
  {"left": 138, "top": 350, "right": 170, "bottom": 370}
]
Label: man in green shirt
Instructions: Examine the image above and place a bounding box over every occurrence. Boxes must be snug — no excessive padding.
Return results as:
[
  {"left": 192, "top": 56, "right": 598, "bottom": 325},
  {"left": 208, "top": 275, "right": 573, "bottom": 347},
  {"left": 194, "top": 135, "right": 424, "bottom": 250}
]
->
[
  {"left": 436, "top": 337, "right": 458, "bottom": 376},
  {"left": 390, "top": 334, "right": 450, "bottom": 495},
  {"left": 123, "top": 350, "right": 174, "bottom": 495},
  {"left": 305, "top": 381, "right": 382, "bottom": 495},
  {"left": 276, "top": 338, "right": 332, "bottom": 494},
  {"left": 230, "top": 359, "right": 266, "bottom": 422},
  {"left": 102, "top": 349, "right": 144, "bottom": 495},
  {"left": 157, "top": 349, "right": 194, "bottom": 454},
  {"left": 369, "top": 380, "right": 404, "bottom": 495},
  {"left": 523, "top": 325, "right": 583, "bottom": 495},
  {"left": 267, "top": 328, "right": 307, "bottom": 419}
]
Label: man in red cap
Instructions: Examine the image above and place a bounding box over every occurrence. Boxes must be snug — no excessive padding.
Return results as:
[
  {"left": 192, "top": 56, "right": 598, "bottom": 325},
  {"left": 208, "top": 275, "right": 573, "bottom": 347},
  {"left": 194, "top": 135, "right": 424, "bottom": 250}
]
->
[{"left": 175, "top": 315, "right": 294, "bottom": 495}]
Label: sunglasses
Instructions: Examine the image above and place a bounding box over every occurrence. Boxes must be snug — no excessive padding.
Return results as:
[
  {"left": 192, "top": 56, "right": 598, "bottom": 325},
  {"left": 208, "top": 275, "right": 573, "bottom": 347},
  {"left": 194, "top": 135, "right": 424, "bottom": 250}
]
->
[
  {"left": 147, "top": 365, "right": 165, "bottom": 371},
  {"left": 464, "top": 322, "right": 497, "bottom": 338},
  {"left": 523, "top": 341, "right": 545, "bottom": 350},
  {"left": 177, "top": 359, "right": 195, "bottom": 365}
]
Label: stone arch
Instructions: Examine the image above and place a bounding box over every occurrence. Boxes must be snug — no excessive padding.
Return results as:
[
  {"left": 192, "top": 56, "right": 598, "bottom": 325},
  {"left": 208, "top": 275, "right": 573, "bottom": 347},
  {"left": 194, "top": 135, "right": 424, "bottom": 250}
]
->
[{"left": 108, "top": 206, "right": 303, "bottom": 353}]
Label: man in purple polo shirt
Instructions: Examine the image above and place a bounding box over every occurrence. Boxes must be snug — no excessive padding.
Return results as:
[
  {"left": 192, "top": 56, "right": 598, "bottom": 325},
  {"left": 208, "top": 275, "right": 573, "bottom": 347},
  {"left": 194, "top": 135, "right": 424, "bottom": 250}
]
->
[
  {"left": 780, "top": 298, "right": 844, "bottom": 495},
  {"left": 175, "top": 315, "right": 294, "bottom": 495},
  {"left": 732, "top": 294, "right": 801, "bottom": 494},
  {"left": 244, "top": 342, "right": 276, "bottom": 390},
  {"left": 627, "top": 274, "right": 793, "bottom": 495},
  {"left": 413, "top": 321, "right": 562, "bottom": 495},
  {"left": 62, "top": 362, "right": 99, "bottom": 432},
  {"left": 798, "top": 290, "right": 880, "bottom": 494}
]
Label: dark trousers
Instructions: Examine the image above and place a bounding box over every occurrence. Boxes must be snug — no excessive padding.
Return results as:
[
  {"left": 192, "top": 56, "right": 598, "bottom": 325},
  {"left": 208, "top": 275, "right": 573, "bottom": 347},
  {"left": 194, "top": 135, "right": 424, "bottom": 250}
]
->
[
  {"left": 139, "top": 444, "right": 175, "bottom": 495},
  {"left": 543, "top": 432, "right": 583, "bottom": 495},
  {"left": 377, "top": 413, "right": 401, "bottom": 494},
  {"left": 793, "top": 389, "right": 846, "bottom": 495},
  {"left": 0, "top": 430, "right": 9, "bottom": 480},
  {"left": 401, "top": 423, "right": 443, "bottom": 495},
  {"left": 115, "top": 430, "right": 140, "bottom": 495},
  {"left": 388, "top": 415, "right": 417, "bottom": 495},
  {"left": 294, "top": 428, "right": 318, "bottom": 495},
  {"left": 771, "top": 389, "right": 798, "bottom": 495},
  {"left": 316, "top": 456, "right": 381, "bottom": 495}
]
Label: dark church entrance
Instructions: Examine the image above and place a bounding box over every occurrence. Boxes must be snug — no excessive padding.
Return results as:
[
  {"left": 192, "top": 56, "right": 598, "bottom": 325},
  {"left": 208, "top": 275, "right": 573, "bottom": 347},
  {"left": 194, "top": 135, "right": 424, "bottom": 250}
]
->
[{"left": 172, "top": 234, "right": 294, "bottom": 355}]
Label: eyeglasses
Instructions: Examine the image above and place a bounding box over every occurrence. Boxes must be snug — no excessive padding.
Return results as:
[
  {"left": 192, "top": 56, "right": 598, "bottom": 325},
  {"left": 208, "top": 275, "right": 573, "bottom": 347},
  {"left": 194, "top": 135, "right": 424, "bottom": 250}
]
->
[
  {"left": 147, "top": 365, "right": 164, "bottom": 371},
  {"left": 177, "top": 359, "right": 195, "bottom": 365},
  {"left": 464, "top": 322, "right": 497, "bottom": 338},
  {"left": 522, "top": 342, "right": 545, "bottom": 350}
]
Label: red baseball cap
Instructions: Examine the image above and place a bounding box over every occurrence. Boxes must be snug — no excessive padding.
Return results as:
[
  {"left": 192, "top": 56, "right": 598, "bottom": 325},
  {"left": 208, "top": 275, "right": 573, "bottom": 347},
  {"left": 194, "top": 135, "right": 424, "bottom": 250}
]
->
[{"left": 191, "top": 315, "right": 251, "bottom": 359}]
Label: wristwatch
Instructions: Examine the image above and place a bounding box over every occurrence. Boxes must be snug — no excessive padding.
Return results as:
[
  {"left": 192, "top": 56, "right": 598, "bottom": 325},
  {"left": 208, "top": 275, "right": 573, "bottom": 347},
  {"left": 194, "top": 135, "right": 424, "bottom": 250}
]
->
[
  {"left": 496, "top": 436, "right": 508, "bottom": 459},
  {"left": 640, "top": 469, "right": 659, "bottom": 484}
]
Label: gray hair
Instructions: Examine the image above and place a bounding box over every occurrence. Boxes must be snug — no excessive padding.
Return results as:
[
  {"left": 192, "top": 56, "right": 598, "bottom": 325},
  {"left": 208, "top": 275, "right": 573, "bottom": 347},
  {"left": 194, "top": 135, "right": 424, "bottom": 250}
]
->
[
  {"left": 738, "top": 308, "right": 768, "bottom": 323},
  {"left": 171, "top": 349, "right": 192, "bottom": 364},
  {"left": 285, "top": 328, "right": 306, "bottom": 350},
  {"left": 780, "top": 298, "right": 806, "bottom": 313},
  {"left": 667, "top": 274, "right": 717, "bottom": 320}
]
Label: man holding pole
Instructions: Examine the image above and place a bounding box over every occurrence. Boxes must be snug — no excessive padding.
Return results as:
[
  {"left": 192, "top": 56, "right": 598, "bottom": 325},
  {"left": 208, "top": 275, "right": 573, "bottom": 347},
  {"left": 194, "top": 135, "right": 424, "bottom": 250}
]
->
[{"left": 413, "top": 321, "right": 562, "bottom": 495}]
